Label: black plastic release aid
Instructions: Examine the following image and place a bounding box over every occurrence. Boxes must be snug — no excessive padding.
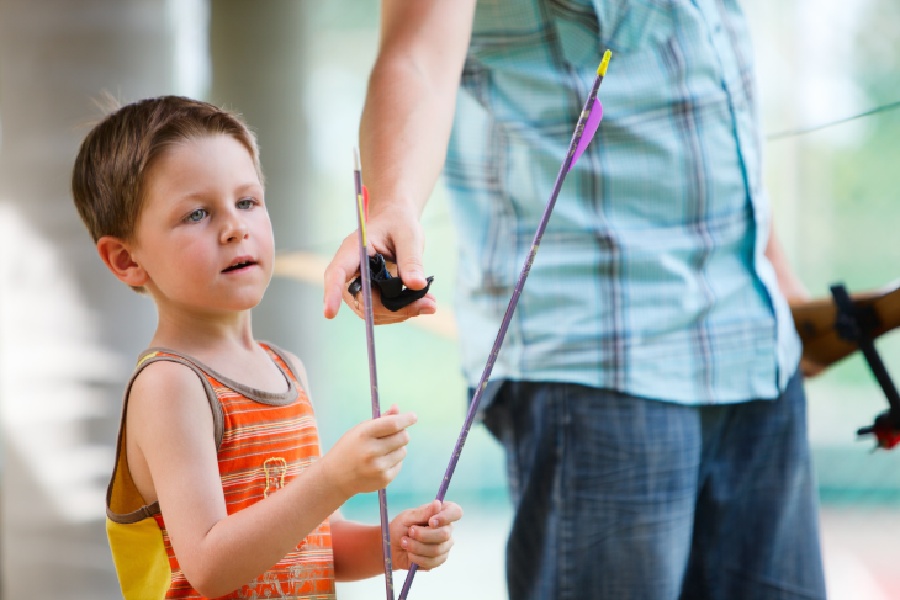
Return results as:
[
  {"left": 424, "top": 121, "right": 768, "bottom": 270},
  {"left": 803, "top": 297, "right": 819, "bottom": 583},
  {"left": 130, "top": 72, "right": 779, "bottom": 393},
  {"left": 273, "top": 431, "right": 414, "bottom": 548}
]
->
[{"left": 348, "top": 253, "right": 434, "bottom": 312}]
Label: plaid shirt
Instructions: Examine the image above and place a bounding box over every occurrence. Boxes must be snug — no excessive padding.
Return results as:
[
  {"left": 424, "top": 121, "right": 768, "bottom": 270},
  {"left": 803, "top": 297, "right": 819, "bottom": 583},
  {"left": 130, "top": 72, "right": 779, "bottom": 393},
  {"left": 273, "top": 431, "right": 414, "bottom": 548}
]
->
[{"left": 444, "top": 0, "right": 800, "bottom": 403}]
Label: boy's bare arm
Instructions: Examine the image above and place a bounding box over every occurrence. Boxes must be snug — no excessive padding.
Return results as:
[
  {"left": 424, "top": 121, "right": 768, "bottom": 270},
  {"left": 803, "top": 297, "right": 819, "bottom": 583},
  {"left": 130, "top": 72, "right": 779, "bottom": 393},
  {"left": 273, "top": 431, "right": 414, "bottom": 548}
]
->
[{"left": 128, "top": 360, "right": 416, "bottom": 598}]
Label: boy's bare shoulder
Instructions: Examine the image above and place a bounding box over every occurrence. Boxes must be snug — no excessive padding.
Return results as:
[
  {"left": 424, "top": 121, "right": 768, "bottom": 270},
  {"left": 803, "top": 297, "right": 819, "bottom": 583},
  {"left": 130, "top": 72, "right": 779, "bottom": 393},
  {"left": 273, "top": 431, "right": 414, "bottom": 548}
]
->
[
  {"left": 129, "top": 357, "right": 212, "bottom": 415},
  {"left": 124, "top": 356, "right": 221, "bottom": 509}
]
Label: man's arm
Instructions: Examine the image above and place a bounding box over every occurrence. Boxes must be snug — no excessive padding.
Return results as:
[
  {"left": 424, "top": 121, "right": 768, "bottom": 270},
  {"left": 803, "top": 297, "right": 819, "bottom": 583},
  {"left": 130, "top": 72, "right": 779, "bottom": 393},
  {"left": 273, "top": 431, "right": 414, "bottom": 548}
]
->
[
  {"left": 323, "top": 0, "right": 476, "bottom": 320},
  {"left": 765, "top": 220, "right": 807, "bottom": 302},
  {"left": 765, "top": 220, "right": 827, "bottom": 376}
]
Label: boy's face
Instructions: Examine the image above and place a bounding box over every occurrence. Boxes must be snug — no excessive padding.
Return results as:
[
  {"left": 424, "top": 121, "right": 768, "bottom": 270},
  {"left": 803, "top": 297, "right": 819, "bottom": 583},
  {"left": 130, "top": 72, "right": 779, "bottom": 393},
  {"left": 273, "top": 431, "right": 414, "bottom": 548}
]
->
[{"left": 128, "top": 134, "right": 274, "bottom": 315}]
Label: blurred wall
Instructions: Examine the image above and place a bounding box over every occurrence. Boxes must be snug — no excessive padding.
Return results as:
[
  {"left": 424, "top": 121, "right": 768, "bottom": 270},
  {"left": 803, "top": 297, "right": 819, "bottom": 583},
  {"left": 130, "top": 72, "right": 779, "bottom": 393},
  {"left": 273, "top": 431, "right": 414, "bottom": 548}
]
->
[
  {"left": 0, "top": 1, "right": 311, "bottom": 597},
  {"left": 0, "top": 2, "right": 177, "bottom": 597}
]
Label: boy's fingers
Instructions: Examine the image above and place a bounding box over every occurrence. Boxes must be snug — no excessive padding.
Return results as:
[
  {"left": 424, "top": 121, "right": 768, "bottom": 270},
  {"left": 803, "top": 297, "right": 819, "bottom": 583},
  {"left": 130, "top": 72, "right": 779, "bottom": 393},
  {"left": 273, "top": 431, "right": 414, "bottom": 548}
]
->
[
  {"left": 382, "top": 446, "right": 408, "bottom": 471},
  {"left": 402, "top": 536, "right": 453, "bottom": 567},
  {"left": 432, "top": 500, "right": 463, "bottom": 526},
  {"left": 370, "top": 411, "right": 417, "bottom": 437},
  {"left": 399, "top": 500, "right": 442, "bottom": 529},
  {"left": 408, "top": 517, "right": 458, "bottom": 547},
  {"left": 410, "top": 500, "right": 463, "bottom": 528}
]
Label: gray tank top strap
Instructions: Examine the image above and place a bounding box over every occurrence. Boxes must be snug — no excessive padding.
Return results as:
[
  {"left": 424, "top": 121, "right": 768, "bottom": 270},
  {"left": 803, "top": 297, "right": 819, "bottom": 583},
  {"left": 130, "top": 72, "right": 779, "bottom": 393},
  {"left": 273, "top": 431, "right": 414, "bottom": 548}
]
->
[{"left": 260, "top": 341, "right": 309, "bottom": 397}]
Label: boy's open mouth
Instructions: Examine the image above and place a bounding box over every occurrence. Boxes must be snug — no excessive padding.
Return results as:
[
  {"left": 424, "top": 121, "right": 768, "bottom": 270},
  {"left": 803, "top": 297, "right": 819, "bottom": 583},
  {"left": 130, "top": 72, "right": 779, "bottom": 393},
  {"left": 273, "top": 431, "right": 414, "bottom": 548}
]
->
[{"left": 222, "top": 260, "right": 257, "bottom": 273}]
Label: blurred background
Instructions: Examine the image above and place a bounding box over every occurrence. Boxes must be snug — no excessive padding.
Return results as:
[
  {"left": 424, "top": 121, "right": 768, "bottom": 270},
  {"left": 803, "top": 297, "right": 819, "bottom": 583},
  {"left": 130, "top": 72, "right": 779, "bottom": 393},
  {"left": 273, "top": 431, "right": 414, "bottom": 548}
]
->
[{"left": 0, "top": 0, "right": 897, "bottom": 598}]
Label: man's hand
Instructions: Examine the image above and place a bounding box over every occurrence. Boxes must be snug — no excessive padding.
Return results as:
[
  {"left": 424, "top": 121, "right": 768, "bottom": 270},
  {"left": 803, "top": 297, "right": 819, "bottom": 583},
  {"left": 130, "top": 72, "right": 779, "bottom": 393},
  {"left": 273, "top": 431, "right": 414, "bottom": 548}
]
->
[{"left": 323, "top": 207, "right": 436, "bottom": 323}]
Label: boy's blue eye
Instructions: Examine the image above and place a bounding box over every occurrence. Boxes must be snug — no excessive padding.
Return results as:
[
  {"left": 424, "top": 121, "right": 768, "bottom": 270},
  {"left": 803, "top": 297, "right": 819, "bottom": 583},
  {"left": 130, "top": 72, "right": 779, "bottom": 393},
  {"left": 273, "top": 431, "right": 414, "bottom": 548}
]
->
[
  {"left": 237, "top": 197, "right": 256, "bottom": 209},
  {"left": 186, "top": 208, "right": 207, "bottom": 222}
]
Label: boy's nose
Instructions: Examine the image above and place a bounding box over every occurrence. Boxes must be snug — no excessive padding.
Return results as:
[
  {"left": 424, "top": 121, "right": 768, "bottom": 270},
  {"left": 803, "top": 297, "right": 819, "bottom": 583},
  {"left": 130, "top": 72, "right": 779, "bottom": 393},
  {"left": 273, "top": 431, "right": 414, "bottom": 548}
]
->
[{"left": 221, "top": 215, "right": 249, "bottom": 243}]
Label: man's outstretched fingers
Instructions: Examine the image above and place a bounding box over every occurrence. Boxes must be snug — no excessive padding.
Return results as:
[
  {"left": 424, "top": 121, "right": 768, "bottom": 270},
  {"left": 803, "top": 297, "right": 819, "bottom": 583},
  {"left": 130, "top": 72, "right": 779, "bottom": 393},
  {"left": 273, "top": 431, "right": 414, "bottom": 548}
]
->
[{"left": 323, "top": 234, "right": 360, "bottom": 319}]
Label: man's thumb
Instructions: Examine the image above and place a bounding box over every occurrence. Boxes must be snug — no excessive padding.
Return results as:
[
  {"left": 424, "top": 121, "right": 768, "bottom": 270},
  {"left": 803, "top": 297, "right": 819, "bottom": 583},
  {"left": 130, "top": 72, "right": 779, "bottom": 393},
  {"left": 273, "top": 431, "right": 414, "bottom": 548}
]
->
[{"left": 397, "top": 254, "right": 427, "bottom": 291}]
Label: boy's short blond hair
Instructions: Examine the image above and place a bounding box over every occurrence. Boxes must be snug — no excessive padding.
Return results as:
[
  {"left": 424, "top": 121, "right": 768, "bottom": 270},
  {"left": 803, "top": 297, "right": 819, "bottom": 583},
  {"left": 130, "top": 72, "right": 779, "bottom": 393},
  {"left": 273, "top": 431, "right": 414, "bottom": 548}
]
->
[{"left": 72, "top": 95, "right": 262, "bottom": 244}]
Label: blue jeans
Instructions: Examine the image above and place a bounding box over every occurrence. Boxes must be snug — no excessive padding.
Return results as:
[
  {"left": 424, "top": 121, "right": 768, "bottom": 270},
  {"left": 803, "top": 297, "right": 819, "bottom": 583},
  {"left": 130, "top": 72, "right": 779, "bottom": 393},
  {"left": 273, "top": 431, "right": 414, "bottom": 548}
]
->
[{"left": 481, "top": 372, "right": 827, "bottom": 600}]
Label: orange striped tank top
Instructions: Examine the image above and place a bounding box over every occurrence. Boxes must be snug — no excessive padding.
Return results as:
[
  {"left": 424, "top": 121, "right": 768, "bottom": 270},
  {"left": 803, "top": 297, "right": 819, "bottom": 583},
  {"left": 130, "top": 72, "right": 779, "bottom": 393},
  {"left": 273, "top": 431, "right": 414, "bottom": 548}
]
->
[{"left": 105, "top": 343, "right": 337, "bottom": 599}]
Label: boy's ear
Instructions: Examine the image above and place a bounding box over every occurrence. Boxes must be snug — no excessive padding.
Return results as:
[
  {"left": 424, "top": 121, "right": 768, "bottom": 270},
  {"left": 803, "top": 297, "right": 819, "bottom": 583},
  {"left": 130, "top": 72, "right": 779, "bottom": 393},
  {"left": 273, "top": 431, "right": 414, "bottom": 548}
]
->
[{"left": 96, "top": 236, "right": 149, "bottom": 288}]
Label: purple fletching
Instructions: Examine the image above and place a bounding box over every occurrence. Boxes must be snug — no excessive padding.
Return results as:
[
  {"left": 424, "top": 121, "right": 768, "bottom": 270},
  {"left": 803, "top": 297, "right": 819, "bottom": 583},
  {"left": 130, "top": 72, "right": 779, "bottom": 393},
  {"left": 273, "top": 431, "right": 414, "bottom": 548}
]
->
[{"left": 568, "top": 98, "right": 603, "bottom": 171}]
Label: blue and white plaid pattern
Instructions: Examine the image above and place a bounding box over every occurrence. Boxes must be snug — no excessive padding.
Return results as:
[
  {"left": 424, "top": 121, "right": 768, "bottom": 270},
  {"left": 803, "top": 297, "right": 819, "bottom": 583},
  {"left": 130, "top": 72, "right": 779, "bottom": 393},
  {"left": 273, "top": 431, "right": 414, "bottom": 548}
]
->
[{"left": 444, "top": 0, "right": 800, "bottom": 404}]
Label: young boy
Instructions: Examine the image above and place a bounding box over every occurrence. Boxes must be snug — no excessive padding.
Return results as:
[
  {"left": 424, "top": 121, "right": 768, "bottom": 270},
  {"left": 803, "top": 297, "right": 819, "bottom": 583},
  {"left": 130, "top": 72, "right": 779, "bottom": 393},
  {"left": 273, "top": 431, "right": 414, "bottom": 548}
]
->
[{"left": 72, "top": 95, "right": 462, "bottom": 599}]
